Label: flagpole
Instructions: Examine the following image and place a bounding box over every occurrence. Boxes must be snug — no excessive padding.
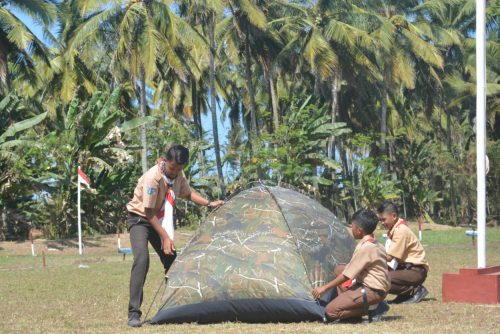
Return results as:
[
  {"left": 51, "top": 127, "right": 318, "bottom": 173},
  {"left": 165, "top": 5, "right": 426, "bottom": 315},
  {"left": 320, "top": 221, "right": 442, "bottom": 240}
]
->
[
  {"left": 77, "top": 167, "right": 83, "bottom": 255},
  {"left": 476, "top": 0, "right": 486, "bottom": 268}
]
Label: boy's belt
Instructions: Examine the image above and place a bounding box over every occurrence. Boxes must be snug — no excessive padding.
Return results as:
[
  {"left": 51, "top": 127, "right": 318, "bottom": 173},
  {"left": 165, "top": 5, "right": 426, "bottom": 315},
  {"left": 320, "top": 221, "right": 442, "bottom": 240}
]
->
[
  {"left": 128, "top": 212, "right": 148, "bottom": 222},
  {"left": 397, "top": 263, "right": 426, "bottom": 271}
]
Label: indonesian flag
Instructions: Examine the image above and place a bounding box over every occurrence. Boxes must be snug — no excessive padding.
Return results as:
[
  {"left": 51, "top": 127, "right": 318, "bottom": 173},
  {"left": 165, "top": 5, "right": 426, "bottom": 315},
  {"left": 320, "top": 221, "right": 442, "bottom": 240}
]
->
[
  {"left": 157, "top": 189, "right": 175, "bottom": 240},
  {"left": 77, "top": 166, "right": 91, "bottom": 188}
]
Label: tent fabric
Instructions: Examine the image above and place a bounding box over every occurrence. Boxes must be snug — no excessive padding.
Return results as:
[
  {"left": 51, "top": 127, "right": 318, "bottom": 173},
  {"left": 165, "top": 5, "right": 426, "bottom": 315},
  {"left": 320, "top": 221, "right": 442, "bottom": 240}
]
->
[{"left": 151, "top": 185, "right": 356, "bottom": 324}]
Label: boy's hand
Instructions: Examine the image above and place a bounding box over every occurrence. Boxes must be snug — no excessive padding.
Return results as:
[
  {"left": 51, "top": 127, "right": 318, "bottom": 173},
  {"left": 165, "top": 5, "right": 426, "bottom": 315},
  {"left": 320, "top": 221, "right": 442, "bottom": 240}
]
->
[
  {"left": 161, "top": 235, "right": 175, "bottom": 255},
  {"left": 209, "top": 200, "right": 225, "bottom": 208},
  {"left": 312, "top": 286, "right": 327, "bottom": 299}
]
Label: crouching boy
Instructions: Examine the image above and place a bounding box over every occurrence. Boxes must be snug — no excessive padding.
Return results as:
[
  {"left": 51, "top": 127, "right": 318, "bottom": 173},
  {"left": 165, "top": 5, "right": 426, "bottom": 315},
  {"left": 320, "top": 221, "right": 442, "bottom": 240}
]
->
[{"left": 312, "top": 209, "right": 390, "bottom": 322}]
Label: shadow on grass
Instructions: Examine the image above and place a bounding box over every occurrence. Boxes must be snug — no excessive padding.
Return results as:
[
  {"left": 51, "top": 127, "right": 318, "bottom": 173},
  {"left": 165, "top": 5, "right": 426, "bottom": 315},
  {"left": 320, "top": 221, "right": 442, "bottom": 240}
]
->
[
  {"left": 382, "top": 316, "right": 403, "bottom": 322},
  {"left": 45, "top": 239, "right": 103, "bottom": 250}
]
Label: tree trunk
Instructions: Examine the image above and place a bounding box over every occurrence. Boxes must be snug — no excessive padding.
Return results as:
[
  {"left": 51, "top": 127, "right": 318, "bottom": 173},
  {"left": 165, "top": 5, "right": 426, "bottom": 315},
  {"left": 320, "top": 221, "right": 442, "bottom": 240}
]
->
[
  {"left": 328, "top": 73, "right": 340, "bottom": 203},
  {"left": 314, "top": 69, "right": 321, "bottom": 97},
  {"left": 380, "top": 89, "right": 388, "bottom": 170},
  {"left": 139, "top": 67, "right": 148, "bottom": 173},
  {"left": 244, "top": 31, "right": 258, "bottom": 138},
  {"left": 446, "top": 106, "right": 457, "bottom": 224},
  {"left": 269, "top": 70, "right": 279, "bottom": 131},
  {"left": 192, "top": 78, "right": 205, "bottom": 177},
  {"left": 328, "top": 73, "right": 339, "bottom": 161},
  {"left": 209, "top": 14, "right": 226, "bottom": 196},
  {"left": 340, "top": 142, "right": 355, "bottom": 216}
]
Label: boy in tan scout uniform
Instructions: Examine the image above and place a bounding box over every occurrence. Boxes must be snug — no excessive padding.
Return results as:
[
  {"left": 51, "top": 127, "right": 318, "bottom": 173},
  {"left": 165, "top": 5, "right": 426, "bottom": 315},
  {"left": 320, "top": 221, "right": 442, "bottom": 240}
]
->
[
  {"left": 377, "top": 201, "right": 429, "bottom": 304},
  {"left": 312, "top": 209, "right": 390, "bottom": 322},
  {"left": 126, "top": 145, "right": 224, "bottom": 327}
]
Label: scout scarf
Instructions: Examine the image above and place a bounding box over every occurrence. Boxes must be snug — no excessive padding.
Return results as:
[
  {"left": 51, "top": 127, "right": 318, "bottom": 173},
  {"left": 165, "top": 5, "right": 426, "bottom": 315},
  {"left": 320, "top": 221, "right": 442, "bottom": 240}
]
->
[
  {"left": 388, "top": 218, "right": 407, "bottom": 240},
  {"left": 157, "top": 159, "right": 175, "bottom": 240}
]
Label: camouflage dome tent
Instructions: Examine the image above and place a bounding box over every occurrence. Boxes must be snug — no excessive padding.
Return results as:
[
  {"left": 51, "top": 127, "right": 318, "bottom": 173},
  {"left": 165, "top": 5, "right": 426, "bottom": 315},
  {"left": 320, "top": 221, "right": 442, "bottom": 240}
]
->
[{"left": 151, "top": 185, "right": 356, "bottom": 324}]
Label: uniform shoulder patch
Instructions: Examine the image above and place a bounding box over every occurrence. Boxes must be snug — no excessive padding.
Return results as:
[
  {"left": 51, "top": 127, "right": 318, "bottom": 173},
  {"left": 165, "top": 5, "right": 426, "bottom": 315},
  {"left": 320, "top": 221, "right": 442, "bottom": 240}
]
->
[{"left": 146, "top": 185, "right": 156, "bottom": 195}]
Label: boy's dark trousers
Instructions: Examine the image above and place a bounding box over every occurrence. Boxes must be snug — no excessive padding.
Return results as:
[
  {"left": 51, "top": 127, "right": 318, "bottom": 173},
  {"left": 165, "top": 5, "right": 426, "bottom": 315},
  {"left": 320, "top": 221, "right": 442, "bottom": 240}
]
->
[
  {"left": 388, "top": 265, "right": 427, "bottom": 296},
  {"left": 127, "top": 213, "right": 176, "bottom": 318}
]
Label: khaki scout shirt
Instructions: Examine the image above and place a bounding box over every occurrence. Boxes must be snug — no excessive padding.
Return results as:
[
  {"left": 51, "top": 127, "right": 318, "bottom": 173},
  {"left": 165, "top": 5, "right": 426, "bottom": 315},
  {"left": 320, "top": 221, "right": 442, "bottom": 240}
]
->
[
  {"left": 343, "top": 235, "right": 391, "bottom": 293},
  {"left": 387, "top": 220, "right": 429, "bottom": 271},
  {"left": 126, "top": 165, "right": 191, "bottom": 218}
]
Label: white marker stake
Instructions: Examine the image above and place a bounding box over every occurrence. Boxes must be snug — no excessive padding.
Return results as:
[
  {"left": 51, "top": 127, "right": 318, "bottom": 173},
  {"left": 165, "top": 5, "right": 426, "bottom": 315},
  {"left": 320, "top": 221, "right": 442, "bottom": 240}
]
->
[
  {"left": 418, "top": 219, "right": 422, "bottom": 241},
  {"left": 29, "top": 230, "right": 36, "bottom": 256},
  {"left": 77, "top": 176, "right": 83, "bottom": 255}
]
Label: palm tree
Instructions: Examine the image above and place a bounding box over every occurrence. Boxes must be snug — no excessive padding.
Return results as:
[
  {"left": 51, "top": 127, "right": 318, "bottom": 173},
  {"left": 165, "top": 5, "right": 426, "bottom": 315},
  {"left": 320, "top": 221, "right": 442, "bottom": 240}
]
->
[
  {"left": 69, "top": 0, "right": 188, "bottom": 173},
  {"left": 177, "top": 0, "right": 226, "bottom": 195},
  {"left": 358, "top": 2, "right": 444, "bottom": 166},
  {"left": 219, "top": 0, "right": 268, "bottom": 139},
  {"left": 0, "top": 0, "right": 55, "bottom": 91}
]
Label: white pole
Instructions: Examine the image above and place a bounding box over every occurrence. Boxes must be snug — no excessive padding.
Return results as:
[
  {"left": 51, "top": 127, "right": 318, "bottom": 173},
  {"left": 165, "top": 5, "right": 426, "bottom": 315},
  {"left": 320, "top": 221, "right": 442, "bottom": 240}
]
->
[
  {"left": 30, "top": 230, "right": 36, "bottom": 256},
  {"left": 77, "top": 175, "right": 83, "bottom": 255},
  {"left": 476, "top": 0, "right": 487, "bottom": 268}
]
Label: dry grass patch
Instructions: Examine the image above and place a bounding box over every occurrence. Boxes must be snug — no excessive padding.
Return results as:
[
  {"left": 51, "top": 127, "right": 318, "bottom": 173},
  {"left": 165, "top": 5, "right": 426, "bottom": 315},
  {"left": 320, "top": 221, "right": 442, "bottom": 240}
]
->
[{"left": 1, "top": 227, "right": 499, "bottom": 334}]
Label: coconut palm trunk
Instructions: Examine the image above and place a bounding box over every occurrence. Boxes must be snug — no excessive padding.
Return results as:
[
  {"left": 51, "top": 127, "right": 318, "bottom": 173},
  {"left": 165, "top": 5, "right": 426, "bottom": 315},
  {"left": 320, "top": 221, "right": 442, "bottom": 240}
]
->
[
  {"left": 446, "top": 106, "right": 457, "bottom": 224},
  {"left": 244, "top": 32, "right": 258, "bottom": 138},
  {"left": 328, "top": 72, "right": 340, "bottom": 201},
  {"left": 380, "top": 89, "right": 388, "bottom": 167},
  {"left": 191, "top": 78, "right": 205, "bottom": 177},
  {"left": 268, "top": 70, "right": 279, "bottom": 131},
  {"left": 328, "top": 73, "right": 340, "bottom": 161},
  {"left": 140, "top": 67, "right": 148, "bottom": 173},
  {"left": 208, "top": 13, "right": 225, "bottom": 195}
]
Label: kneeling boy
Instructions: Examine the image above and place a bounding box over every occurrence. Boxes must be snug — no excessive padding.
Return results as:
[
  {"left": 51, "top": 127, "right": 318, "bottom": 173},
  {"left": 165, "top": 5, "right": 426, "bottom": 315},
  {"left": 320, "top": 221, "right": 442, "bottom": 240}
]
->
[{"left": 312, "top": 209, "right": 390, "bottom": 322}]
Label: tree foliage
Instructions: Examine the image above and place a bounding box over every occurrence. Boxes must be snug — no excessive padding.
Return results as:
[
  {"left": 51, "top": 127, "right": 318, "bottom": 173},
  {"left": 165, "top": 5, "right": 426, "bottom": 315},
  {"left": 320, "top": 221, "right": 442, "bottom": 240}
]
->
[{"left": 0, "top": 0, "right": 498, "bottom": 238}]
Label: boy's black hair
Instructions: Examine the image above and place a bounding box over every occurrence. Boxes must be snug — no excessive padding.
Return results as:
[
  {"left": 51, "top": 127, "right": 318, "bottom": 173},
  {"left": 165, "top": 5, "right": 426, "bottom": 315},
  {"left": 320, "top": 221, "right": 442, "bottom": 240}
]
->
[
  {"left": 377, "top": 200, "right": 399, "bottom": 215},
  {"left": 352, "top": 209, "right": 379, "bottom": 234},
  {"left": 165, "top": 145, "right": 189, "bottom": 165}
]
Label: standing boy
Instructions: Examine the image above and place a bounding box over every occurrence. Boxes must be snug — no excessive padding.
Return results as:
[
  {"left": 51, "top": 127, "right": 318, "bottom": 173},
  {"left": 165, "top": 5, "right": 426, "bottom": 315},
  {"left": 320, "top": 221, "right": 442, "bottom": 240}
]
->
[
  {"left": 312, "top": 209, "right": 390, "bottom": 322},
  {"left": 377, "top": 201, "right": 429, "bottom": 304},
  {"left": 126, "top": 145, "right": 224, "bottom": 327}
]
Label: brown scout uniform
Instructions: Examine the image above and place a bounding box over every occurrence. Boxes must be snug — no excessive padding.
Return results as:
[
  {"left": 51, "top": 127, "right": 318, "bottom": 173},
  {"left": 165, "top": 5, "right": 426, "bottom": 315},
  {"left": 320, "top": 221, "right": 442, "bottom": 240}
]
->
[
  {"left": 325, "top": 235, "right": 390, "bottom": 320},
  {"left": 127, "top": 165, "right": 191, "bottom": 219},
  {"left": 387, "top": 220, "right": 428, "bottom": 296}
]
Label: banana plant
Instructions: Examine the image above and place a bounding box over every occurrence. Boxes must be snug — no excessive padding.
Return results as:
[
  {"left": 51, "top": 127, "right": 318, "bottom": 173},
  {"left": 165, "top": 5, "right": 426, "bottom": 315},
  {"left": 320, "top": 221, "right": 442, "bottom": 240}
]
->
[
  {"left": 0, "top": 94, "right": 47, "bottom": 239},
  {"left": 34, "top": 86, "right": 156, "bottom": 237}
]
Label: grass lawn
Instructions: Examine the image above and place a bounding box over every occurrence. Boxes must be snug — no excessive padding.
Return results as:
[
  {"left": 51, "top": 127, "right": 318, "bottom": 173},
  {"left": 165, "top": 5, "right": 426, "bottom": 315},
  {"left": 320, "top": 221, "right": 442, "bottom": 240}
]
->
[{"left": 1, "top": 224, "right": 499, "bottom": 334}]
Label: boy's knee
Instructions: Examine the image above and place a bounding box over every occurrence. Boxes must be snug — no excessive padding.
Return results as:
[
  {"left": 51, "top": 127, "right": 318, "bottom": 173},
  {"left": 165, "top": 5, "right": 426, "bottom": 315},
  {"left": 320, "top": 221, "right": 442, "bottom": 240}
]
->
[
  {"left": 133, "top": 249, "right": 149, "bottom": 265},
  {"left": 324, "top": 304, "right": 342, "bottom": 320}
]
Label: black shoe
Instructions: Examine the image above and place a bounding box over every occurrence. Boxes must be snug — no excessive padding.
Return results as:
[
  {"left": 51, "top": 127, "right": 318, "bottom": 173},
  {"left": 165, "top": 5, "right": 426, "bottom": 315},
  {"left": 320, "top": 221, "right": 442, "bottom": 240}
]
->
[
  {"left": 127, "top": 314, "right": 142, "bottom": 327},
  {"left": 401, "top": 286, "right": 428, "bottom": 304},
  {"left": 388, "top": 294, "right": 412, "bottom": 304},
  {"left": 364, "top": 301, "right": 390, "bottom": 323}
]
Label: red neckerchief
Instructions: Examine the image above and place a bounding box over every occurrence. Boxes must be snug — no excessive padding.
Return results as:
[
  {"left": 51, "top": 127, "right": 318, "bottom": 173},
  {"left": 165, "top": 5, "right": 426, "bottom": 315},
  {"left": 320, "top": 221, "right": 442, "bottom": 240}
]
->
[
  {"left": 364, "top": 234, "right": 376, "bottom": 244},
  {"left": 388, "top": 218, "right": 407, "bottom": 240}
]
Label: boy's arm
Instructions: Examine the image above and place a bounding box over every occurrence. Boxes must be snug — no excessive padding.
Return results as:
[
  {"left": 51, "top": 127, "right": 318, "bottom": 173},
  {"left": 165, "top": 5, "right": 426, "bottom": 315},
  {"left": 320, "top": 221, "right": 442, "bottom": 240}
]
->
[{"left": 311, "top": 274, "right": 349, "bottom": 299}]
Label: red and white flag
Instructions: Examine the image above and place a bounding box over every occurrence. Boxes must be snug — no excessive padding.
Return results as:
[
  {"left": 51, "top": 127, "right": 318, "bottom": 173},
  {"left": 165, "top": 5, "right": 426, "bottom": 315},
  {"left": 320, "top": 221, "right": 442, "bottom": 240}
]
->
[{"left": 77, "top": 166, "right": 91, "bottom": 188}]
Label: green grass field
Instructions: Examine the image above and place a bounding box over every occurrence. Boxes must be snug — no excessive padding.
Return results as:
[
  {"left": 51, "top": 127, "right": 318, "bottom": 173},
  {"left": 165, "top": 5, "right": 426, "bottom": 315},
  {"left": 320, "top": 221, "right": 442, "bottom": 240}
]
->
[{"left": 1, "top": 225, "right": 500, "bottom": 334}]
